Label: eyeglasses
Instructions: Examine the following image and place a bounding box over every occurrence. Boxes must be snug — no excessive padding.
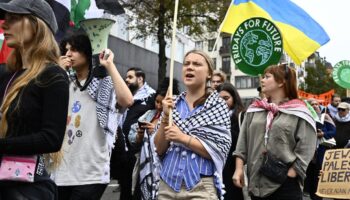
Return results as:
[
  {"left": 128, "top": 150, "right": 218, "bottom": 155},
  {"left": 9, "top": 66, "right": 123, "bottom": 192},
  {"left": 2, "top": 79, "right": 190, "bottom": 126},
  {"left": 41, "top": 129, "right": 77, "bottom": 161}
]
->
[
  {"left": 338, "top": 108, "right": 346, "bottom": 112},
  {"left": 311, "top": 103, "right": 319, "bottom": 106}
]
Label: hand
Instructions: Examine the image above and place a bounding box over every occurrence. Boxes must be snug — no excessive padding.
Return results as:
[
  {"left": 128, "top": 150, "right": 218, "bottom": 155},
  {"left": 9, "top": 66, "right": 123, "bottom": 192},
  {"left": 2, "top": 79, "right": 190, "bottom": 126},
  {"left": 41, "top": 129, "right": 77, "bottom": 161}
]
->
[
  {"left": 287, "top": 167, "right": 297, "bottom": 178},
  {"left": 164, "top": 124, "right": 185, "bottom": 143},
  {"left": 136, "top": 128, "right": 145, "bottom": 143},
  {"left": 317, "top": 129, "right": 324, "bottom": 138},
  {"left": 232, "top": 168, "right": 245, "bottom": 188},
  {"left": 162, "top": 90, "right": 174, "bottom": 116},
  {"left": 141, "top": 122, "right": 155, "bottom": 134},
  {"left": 58, "top": 56, "right": 72, "bottom": 70},
  {"left": 99, "top": 49, "right": 115, "bottom": 69}
]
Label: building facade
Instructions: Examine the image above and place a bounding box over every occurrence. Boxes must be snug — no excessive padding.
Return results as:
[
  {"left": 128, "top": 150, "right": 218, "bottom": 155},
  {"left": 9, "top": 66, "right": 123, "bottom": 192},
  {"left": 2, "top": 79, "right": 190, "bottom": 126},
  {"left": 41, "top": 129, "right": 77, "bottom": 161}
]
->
[
  {"left": 105, "top": 13, "right": 195, "bottom": 90},
  {"left": 196, "top": 33, "right": 260, "bottom": 106}
]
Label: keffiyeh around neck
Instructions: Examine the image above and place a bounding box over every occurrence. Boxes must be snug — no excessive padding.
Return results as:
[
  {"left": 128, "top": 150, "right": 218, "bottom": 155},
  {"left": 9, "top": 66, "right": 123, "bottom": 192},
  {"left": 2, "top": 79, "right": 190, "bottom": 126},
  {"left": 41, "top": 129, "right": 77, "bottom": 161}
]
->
[
  {"left": 248, "top": 98, "right": 316, "bottom": 142},
  {"left": 171, "top": 91, "right": 231, "bottom": 199},
  {"left": 86, "top": 77, "right": 122, "bottom": 151},
  {"left": 133, "top": 82, "right": 155, "bottom": 101},
  {"left": 335, "top": 112, "right": 350, "bottom": 122}
]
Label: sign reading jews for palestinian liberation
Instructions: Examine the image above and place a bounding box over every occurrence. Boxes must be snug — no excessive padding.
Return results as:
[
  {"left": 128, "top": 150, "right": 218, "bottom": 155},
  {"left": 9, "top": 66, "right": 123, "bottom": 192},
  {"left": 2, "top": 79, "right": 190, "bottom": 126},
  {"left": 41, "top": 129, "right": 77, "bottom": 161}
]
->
[
  {"left": 332, "top": 60, "right": 350, "bottom": 89},
  {"left": 316, "top": 149, "right": 350, "bottom": 199},
  {"left": 231, "top": 17, "right": 283, "bottom": 76}
]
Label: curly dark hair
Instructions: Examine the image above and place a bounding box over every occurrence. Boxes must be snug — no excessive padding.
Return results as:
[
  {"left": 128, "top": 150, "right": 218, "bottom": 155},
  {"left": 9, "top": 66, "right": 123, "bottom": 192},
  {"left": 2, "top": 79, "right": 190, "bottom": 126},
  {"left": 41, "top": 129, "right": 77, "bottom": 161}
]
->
[
  {"left": 156, "top": 77, "right": 180, "bottom": 97},
  {"left": 60, "top": 33, "right": 92, "bottom": 68}
]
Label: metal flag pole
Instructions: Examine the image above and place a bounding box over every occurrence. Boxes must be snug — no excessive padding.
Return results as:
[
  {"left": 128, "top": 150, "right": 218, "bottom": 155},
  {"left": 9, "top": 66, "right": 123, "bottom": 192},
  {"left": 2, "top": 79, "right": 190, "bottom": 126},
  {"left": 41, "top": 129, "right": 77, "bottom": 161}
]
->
[{"left": 168, "top": 0, "right": 180, "bottom": 125}]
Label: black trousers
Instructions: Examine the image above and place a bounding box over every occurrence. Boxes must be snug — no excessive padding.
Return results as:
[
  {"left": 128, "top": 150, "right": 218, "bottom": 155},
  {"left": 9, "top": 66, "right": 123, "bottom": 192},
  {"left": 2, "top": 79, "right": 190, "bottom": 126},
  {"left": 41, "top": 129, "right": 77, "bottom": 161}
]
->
[
  {"left": 251, "top": 177, "right": 302, "bottom": 200},
  {"left": 57, "top": 184, "right": 107, "bottom": 200},
  {"left": 118, "top": 152, "right": 137, "bottom": 200},
  {"left": 305, "top": 161, "right": 323, "bottom": 200}
]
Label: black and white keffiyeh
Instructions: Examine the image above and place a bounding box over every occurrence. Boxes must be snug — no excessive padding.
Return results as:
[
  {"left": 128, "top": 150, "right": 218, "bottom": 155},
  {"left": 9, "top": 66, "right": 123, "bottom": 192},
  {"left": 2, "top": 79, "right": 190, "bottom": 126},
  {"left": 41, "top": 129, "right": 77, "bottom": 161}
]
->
[
  {"left": 86, "top": 77, "right": 123, "bottom": 151},
  {"left": 170, "top": 91, "right": 231, "bottom": 198}
]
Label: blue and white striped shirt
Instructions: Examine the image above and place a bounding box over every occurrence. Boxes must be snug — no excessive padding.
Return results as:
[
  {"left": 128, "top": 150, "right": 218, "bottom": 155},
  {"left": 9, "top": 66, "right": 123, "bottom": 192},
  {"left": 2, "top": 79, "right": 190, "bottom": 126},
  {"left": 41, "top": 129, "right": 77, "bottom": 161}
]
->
[{"left": 160, "top": 96, "right": 214, "bottom": 192}]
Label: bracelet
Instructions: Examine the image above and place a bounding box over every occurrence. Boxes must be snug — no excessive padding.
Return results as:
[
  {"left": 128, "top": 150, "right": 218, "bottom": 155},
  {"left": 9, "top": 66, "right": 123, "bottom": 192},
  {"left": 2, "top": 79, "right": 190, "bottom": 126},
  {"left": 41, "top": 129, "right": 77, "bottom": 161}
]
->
[{"left": 186, "top": 136, "right": 193, "bottom": 147}]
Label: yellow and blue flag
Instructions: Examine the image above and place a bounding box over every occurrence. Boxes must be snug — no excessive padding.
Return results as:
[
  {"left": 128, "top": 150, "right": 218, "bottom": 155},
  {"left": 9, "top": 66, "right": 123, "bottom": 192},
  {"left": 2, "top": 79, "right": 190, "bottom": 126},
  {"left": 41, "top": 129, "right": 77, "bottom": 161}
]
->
[{"left": 221, "top": 0, "right": 330, "bottom": 65}]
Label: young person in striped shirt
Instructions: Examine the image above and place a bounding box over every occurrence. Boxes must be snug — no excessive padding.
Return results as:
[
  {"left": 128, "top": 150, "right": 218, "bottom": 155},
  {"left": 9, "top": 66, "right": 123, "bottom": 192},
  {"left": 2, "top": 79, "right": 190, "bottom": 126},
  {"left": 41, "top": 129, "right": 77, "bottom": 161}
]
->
[{"left": 154, "top": 50, "right": 231, "bottom": 200}]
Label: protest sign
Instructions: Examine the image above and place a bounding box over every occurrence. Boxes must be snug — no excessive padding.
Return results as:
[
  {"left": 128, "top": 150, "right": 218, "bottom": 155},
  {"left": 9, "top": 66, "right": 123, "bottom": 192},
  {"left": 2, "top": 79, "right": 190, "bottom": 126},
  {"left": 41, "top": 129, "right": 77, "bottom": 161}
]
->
[{"left": 316, "top": 149, "right": 350, "bottom": 199}]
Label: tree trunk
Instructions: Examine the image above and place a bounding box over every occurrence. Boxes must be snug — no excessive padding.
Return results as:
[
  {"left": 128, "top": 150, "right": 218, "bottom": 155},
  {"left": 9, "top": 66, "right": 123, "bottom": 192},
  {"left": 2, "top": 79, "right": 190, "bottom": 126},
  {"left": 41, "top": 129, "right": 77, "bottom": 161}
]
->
[{"left": 157, "top": 1, "right": 167, "bottom": 88}]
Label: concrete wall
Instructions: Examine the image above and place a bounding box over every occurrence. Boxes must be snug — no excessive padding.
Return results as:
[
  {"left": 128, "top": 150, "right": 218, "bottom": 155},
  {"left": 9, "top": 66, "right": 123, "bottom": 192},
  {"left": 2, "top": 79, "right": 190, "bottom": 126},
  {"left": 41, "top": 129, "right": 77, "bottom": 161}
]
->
[{"left": 108, "top": 35, "right": 185, "bottom": 91}]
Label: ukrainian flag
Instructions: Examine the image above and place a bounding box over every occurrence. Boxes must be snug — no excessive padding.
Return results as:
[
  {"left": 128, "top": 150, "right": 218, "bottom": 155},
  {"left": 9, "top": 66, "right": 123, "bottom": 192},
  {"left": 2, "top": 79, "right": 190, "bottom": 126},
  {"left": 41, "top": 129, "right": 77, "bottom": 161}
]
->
[{"left": 221, "top": 0, "right": 330, "bottom": 65}]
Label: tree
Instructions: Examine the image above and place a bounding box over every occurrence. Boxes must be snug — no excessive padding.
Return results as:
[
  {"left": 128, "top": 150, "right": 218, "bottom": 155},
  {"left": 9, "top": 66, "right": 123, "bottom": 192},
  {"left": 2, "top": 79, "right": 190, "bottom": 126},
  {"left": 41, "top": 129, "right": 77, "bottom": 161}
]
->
[
  {"left": 301, "top": 60, "right": 346, "bottom": 96},
  {"left": 119, "top": 0, "right": 230, "bottom": 87}
]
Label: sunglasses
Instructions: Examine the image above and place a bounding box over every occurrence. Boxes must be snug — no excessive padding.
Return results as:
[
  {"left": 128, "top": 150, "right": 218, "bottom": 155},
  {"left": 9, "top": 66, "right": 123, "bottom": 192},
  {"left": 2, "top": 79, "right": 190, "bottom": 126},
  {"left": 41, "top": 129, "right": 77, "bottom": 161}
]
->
[
  {"left": 338, "top": 108, "right": 346, "bottom": 112},
  {"left": 311, "top": 103, "right": 319, "bottom": 106}
]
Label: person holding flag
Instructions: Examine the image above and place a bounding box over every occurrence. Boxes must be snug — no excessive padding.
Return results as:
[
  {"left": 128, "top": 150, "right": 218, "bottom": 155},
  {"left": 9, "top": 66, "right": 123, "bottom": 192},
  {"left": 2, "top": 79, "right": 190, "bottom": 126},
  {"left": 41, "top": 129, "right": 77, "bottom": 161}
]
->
[{"left": 154, "top": 50, "right": 231, "bottom": 199}]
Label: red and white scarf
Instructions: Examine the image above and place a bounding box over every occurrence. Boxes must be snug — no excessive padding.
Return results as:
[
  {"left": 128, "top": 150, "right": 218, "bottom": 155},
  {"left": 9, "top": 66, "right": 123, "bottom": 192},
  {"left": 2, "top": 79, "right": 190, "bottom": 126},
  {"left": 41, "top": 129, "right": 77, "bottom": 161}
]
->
[{"left": 247, "top": 98, "right": 316, "bottom": 145}]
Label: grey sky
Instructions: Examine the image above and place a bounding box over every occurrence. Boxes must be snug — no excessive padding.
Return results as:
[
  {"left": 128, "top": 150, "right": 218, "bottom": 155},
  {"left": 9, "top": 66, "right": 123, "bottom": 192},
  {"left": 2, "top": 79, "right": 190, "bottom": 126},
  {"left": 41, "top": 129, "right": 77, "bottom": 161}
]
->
[{"left": 291, "top": 0, "right": 350, "bottom": 66}]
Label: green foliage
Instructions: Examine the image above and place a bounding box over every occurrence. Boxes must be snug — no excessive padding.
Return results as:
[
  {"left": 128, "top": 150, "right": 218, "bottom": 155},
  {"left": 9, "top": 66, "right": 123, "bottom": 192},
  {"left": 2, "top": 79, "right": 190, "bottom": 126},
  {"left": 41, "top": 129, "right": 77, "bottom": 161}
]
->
[
  {"left": 120, "top": 0, "right": 230, "bottom": 40},
  {"left": 302, "top": 60, "right": 346, "bottom": 96},
  {"left": 119, "top": 0, "right": 231, "bottom": 86}
]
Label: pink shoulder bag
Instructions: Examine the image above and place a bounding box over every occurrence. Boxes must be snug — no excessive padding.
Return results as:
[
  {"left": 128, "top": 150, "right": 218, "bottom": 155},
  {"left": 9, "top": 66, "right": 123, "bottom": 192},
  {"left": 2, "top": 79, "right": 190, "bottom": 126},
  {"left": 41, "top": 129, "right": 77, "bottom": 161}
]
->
[{"left": 0, "top": 71, "right": 38, "bottom": 182}]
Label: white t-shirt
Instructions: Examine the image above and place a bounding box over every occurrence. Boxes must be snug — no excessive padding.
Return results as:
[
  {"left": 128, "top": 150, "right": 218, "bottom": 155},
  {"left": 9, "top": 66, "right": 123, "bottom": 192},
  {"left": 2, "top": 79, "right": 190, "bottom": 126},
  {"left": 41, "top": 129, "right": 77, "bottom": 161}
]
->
[{"left": 51, "top": 82, "right": 110, "bottom": 185}]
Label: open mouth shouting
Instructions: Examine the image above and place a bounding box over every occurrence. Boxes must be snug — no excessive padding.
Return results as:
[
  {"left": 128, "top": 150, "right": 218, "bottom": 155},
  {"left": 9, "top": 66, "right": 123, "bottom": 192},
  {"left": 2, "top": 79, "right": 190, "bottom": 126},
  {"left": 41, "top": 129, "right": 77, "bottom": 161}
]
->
[{"left": 185, "top": 73, "right": 195, "bottom": 81}]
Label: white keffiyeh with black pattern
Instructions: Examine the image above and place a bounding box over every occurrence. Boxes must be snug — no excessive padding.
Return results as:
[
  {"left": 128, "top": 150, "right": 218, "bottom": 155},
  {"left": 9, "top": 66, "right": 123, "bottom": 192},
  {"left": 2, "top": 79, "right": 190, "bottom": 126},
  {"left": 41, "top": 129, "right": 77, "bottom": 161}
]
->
[
  {"left": 86, "top": 77, "right": 123, "bottom": 151},
  {"left": 170, "top": 91, "right": 231, "bottom": 199}
]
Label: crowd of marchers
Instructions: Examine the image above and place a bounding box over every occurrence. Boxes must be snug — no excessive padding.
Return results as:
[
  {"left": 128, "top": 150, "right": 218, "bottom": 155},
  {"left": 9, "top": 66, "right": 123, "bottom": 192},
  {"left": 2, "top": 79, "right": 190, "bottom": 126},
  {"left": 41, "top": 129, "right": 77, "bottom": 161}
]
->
[{"left": 1, "top": 1, "right": 350, "bottom": 200}]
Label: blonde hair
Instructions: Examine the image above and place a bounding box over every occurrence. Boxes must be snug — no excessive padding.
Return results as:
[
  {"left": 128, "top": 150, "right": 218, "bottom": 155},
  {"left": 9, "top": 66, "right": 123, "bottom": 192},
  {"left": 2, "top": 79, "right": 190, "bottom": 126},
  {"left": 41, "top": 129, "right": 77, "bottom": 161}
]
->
[
  {"left": 184, "top": 49, "right": 214, "bottom": 79},
  {"left": 212, "top": 70, "right": 226, "bottom": 82},
  {"left": 0, "top": 15, "right": 61, "bottom": 168}
]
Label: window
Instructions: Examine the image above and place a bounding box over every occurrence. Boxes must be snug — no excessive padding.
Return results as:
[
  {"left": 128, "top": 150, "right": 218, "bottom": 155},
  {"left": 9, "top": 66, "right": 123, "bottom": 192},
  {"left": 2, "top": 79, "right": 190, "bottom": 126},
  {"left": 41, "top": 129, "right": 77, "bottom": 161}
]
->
[
  {"left": 195, "top": 41, "right": 203, "bottom": 50},
  {"left": 222, "top": 36, "right": 231, "bottom": 47},
  {"left": 208, "top": 39, "right": 216, "bottom": 51},
  {"left": 235, "top": 76, "right": 260, "bottom": 89},
  {"left": 222, "top": 56, "right": 231, "bottom": 74},
  {"left": 212, "top": 58, "right": 217, "bottom": 67}
]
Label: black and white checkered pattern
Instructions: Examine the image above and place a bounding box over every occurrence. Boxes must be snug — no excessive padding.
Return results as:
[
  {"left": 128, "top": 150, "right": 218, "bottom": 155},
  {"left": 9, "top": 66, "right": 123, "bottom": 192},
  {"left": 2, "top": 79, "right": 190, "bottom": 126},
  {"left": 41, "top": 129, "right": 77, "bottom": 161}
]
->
[
  {"left": 172, "top": 91, "right": 231, "bottom": 159},
  {"left": 87, "top": 77, "right": 118, "bottom": 137}
]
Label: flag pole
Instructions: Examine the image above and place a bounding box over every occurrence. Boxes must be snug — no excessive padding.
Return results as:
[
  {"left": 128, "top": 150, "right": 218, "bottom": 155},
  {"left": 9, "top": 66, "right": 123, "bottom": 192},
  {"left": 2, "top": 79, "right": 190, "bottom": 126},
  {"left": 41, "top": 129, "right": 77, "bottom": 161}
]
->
[{"left": 168, "top": 0, "right": 179, "bottom": 125}]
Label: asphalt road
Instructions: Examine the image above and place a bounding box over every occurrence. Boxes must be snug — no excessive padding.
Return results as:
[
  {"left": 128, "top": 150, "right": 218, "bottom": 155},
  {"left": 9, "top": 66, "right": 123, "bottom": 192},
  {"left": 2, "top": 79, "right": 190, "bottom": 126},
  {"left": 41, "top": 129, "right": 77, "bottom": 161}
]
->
[{"left": 101, "top": 180, "right": 120, "bottom": 200}]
